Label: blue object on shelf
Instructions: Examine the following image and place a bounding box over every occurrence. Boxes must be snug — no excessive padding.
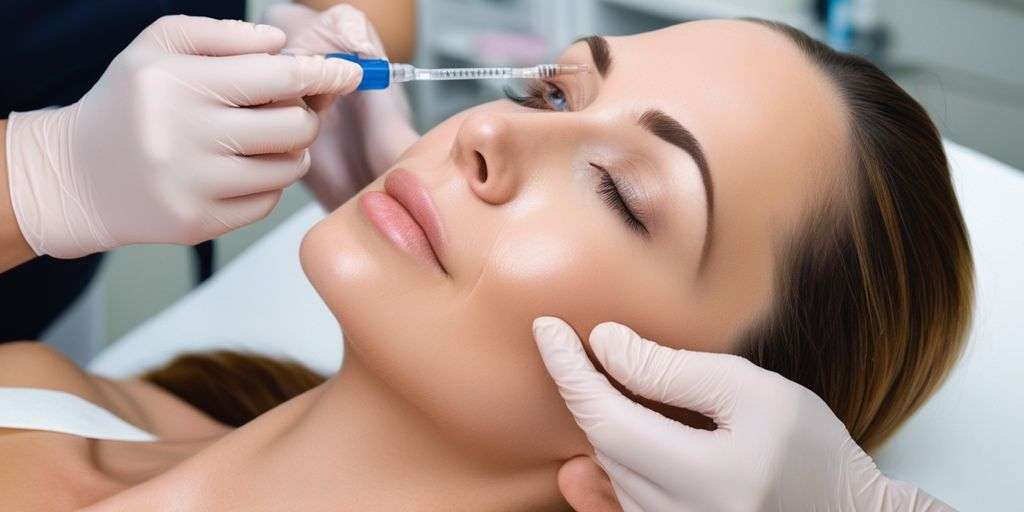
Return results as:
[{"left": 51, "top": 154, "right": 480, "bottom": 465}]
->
[{"left": 827, "top": 0, "right": 854, "bottom": 52}]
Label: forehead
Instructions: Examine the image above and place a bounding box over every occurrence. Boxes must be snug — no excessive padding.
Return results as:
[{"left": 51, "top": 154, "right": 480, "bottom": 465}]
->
[
  {"left": 568, "top": 19, "right": 850, "bottom": 230},
  {"left": 562, "top": 20, "right": 848, "bottom": 199},
  {"left": 562, "top": 20, "right": 850, "bottom": 334}
]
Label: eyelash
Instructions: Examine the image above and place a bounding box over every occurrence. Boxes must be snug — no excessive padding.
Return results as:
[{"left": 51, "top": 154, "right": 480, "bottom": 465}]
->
[
  {"left": 594, "top": 164, "right": 649, "bottom": 236},
  {"left": 503, "top": 80, "right": 565, "bottom": 111}
]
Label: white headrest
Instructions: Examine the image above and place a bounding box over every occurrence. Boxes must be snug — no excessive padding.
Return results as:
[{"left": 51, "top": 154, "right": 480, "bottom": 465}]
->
[{"left": 873, "top": 142, "right": 1024, "bottom": 509}]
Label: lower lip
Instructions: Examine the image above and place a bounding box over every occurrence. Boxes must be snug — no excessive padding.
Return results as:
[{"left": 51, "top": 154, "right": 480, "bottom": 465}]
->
[{"left": 358, "top": 191, "right": 442, "bottom": 271}]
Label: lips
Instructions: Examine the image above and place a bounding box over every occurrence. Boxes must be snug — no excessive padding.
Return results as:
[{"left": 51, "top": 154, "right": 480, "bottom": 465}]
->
[{"left": 358, "top": 169, "right": 447, "bottom": 273}]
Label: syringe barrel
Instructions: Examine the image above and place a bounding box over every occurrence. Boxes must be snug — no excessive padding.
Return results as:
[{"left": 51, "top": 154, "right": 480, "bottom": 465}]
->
[
  {"left": 393, "top": 64, "right": 562, "bottom": 82},
  {"left": 326, "top": 53, "right": 589, "bottom": 89}
]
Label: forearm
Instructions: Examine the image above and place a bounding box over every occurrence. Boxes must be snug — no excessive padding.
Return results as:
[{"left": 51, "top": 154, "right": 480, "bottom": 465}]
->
[
  {"left": 0, "top": 119, "right": 37, "bottom": 273},
  {"left": 299, "top": 0, "right": 417, "bottom": 61}
]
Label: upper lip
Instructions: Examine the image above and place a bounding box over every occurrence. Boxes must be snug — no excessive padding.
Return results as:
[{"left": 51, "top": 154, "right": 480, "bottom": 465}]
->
[{"left": 383, "top": 169, "right": 448, "bottom": 273}]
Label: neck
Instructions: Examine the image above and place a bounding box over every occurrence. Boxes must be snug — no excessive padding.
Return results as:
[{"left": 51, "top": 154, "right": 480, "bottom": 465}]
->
[
  {"left": 88, "top": 347, "right": 567, "bottom": 511},
  {"left": 90, "top": 436, "right": 221, "bottom": 487}
]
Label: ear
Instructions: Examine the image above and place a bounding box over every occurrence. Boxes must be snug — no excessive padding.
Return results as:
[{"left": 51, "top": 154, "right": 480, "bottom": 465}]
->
[{"left": 557, "top": 455, "right": 623, "bottom": 512}]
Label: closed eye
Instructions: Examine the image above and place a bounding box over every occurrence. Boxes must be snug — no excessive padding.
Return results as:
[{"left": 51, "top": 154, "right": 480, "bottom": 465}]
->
[{"left": 592, "top": 163, "right": 648, "bottom": 237}]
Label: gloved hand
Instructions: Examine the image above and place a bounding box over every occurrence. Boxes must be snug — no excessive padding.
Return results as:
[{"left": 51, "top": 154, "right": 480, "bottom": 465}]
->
[
  {"left": 265, "top": 3, "right": 419, "bottom": 210},
  {"left": 532, "top": 317, "right": 956, "bottom": 512},
  {"left": 6, "top": 15, "right": 362, "bottom": 258}
]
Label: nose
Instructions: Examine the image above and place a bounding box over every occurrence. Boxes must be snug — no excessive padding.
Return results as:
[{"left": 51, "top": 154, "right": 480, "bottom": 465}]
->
[{"left": 452, "top": 111, "right": 519, "bottom": 205}]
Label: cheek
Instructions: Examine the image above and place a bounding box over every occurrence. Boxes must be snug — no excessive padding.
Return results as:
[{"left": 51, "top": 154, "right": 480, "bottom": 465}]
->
[
  {"left": 467, "top": 224, "right": 619, "bottom": 327},
  {"left": 445, "top": 216, "right": 689, "bottom": 455},
  {"left": 442, "top": 224, "right": 622, "bottom": 459},
  {"left": 468, "top": 213, "right": 682, "bottom": 345},
  {"left": 467, "top": 209, "right": 735, "bottom": 368}
]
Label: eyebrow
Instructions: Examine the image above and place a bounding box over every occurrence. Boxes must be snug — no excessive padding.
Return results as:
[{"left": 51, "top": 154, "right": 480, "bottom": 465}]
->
[
  {"left": 638, "top": 109, "right": 715, "bottom": 268},
  {"left": 573, "top": 35, "right": 612, "bottom": 77},
  {"left": 568, "top": 36, "right": 714, "bottom": 269}
]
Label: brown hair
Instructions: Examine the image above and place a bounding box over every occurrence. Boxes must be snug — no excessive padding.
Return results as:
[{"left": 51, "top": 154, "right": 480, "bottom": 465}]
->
[
  {"left": 143, "top": 351, "right": 326, "bottom": 427},
  {"left": 737, "top": 19, "right": 974, "bottom": 451}
]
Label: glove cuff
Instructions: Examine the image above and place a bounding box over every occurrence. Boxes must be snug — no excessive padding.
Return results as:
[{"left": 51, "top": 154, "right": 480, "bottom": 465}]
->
[
  {"left": 7, "top": 106, "right": 113, "bottom": 258},
  {"left": 883, "top": 477, "right": 958, "bottom": 512}
]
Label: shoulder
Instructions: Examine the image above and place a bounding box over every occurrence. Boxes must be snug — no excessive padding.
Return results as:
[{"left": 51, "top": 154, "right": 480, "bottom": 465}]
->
[
  {"left": 0, "top": 342, "right": 109, "bottom": 406},
  {"left": 0, "top": 342, "right": 162, "bottom": 435}
]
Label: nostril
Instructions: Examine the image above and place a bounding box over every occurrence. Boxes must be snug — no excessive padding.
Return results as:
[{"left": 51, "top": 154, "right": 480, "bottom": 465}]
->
[{"left": 474, "top": 151, "right": 488, "bottom": 184}]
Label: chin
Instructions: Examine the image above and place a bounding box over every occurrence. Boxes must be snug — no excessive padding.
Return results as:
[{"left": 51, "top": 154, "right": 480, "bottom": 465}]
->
[
  {"left": 300, "top": 198, "right": 368, "bottom": 324},
  {"left": 298, "top": 192, "right": 451, "bottom": 356},
  {"left": 303, "top": 187, "right": 449, "bottom": 300}
]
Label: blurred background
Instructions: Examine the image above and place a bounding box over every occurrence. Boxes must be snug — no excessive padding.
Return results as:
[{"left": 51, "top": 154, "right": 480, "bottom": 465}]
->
[{"left": 72, "top": 0, "right": 1021, "bottom": 352}]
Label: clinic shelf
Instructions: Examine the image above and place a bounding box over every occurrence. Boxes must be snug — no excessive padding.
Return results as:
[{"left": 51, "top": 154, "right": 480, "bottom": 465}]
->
[{"left": 597, "top": 0, "right": 823, "bottom": 37}]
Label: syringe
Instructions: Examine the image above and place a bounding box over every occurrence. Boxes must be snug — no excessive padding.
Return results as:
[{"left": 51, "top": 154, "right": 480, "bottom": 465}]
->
[{"left": 326, "top": 53, "right": 589, "bottom": 90}]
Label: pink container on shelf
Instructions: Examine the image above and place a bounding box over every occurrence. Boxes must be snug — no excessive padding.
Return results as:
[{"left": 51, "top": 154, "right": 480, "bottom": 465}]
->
[{"left": 475, "top": 31, "right": 550, "bottom": 65}]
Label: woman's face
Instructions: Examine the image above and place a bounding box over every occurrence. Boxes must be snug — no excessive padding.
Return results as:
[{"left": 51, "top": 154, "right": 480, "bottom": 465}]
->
[{"left": 301, "top": 20, "right": 848, "bottom": 464}]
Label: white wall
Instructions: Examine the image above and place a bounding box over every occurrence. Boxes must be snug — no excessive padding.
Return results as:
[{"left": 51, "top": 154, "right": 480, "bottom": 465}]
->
[
  {"left": 881, "top": 0, "right": 1024, "bottom": 171},
  {"left": 414, "top": 0, "right": 1024, "bottom": 170}
]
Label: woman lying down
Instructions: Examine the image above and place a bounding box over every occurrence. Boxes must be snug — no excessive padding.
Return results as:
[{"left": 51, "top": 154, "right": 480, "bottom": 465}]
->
[{"left": 0, "top": 17, "right": 972, "bottom": 511}]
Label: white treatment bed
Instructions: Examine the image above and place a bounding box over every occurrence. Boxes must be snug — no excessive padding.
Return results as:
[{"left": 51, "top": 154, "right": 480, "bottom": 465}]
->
[{"left": 88, "top": 141, "right": 1024, "bottom": 510}]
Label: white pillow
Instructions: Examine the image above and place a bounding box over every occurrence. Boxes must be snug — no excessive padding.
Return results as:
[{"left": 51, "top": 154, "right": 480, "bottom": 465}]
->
[{"left": 89, "top": 204, "right": 341, "bottom": 377}]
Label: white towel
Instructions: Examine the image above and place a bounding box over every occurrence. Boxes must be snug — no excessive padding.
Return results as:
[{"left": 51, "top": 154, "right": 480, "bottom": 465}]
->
[{"left": 0, "top": 387, "right": 157, "bottom": 442}]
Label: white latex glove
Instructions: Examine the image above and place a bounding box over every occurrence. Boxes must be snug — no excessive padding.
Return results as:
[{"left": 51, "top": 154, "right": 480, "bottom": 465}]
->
[
  {"left": 6, "top": 15, "right": 362, "bottom": 258},
  {"left": 265, "top": 3, "right": 419, "bottom": 210},
  {"left": 532, "top": 317, "right": 956, "bottom": 512}
]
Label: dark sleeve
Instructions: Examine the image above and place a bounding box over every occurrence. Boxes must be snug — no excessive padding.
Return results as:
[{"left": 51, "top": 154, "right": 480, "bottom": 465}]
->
[
  {"left": 2, "top": 0, "right": 245, "bottom": 115},
  {"left": 0, "top": 0, "right": 244, "bottom": 342}
]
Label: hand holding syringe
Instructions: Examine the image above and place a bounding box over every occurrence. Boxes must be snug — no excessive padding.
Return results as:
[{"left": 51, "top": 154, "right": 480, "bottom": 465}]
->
[{"left": 326, "top": 53, "right": 590, "bottom": 90}]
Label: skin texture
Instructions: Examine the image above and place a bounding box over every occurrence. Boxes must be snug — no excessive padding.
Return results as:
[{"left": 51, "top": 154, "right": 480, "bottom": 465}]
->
[
  {"left": 3, "top": 21, "right": 850, "bottom": 511},
  {"left": 301, "top": 19, "right": 848, "bottom": 466}
]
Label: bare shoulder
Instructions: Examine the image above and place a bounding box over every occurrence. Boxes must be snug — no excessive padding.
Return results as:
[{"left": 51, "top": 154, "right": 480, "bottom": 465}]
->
[
  {"left": 0, "top": 343, "right": 120, "bottom": 510},
  {"left": 0, "top": 342, "right": 109, "bottom": 405},
  {"left": 0, "top": 343, "right": 204, "bottom": 438}
]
